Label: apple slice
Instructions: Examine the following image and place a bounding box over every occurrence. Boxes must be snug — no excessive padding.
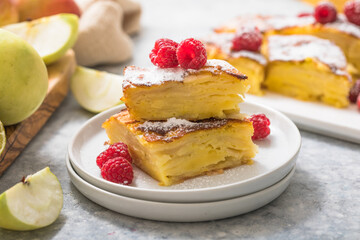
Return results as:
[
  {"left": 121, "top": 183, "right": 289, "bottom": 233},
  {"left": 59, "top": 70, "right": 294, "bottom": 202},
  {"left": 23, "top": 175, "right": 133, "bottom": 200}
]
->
[
  {"left": 0, "top": 167, "right": 63, "bottom": 231},
  {"left": 0, "top": 121, "right": 5, "bottom": 155},
  {"left": 71, "top": 67, "right": 124, "bottom": 113},
  {"left": 3, "top": 13, "right": 78, "bottom": 65}
]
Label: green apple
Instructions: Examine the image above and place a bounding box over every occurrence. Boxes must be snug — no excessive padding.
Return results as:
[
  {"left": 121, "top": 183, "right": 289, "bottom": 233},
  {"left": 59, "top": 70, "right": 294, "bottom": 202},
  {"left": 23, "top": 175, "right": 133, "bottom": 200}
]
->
[
  {"left": 3, "top": 13, "right": 78, "bottom": 65},
  {"left": 0, "top": 167, "right": 63, "bottom": 231},
  {"left": 0, "top": 29, "right": 48, "bottom": 126},
  {"left": 71, "top": 67, "right": 124, "bottom": 113}
]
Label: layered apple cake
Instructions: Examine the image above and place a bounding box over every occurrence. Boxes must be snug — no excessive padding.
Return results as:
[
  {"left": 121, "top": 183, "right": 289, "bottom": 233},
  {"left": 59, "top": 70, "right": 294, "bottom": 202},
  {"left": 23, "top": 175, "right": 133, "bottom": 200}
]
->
[
  {"left": 215, "top": 14, "right": 360, "bottom": 75},
  {"left": 102, "top": 109, "right": 257, "bottom": 186},
  {"left": 122, "top": 59, "right": 250, "bottom": 121},
  {"left": 263, "top": 35, "right": 352, "bottom": 107},
  {"left": 203, "top": 32, "right": 267, "bottom": 95}
]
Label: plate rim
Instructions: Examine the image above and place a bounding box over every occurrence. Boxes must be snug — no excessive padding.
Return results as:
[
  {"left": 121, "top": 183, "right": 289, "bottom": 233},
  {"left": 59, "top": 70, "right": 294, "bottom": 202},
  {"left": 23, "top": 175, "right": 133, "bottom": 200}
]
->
[
  {"left": 247, "top": 93, "right": 360, "bottom": 144},
  {"left": 66, "top": 154, "right": 296, "bottom": 222},
  {"left": 68, "top": 102, "right": 301, "bottom": 202}
]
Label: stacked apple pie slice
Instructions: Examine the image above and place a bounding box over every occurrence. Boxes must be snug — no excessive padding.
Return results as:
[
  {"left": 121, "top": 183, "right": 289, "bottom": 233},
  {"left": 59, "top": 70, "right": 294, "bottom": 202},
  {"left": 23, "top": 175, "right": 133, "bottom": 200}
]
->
[{"left": 103, "top": 59, "right": 257, "bottom": 186}]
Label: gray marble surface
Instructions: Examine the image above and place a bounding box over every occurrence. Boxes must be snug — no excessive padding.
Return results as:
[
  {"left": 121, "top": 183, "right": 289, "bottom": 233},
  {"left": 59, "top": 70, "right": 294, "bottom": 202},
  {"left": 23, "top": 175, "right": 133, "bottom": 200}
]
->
[{"left": 1, "top": 0, "right": 360, "bottom": 239}]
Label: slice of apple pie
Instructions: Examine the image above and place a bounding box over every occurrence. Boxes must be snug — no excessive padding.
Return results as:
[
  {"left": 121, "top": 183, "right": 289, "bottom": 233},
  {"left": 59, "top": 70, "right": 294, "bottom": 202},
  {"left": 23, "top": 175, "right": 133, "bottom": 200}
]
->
[
  {"left": 203, "top": 32, "right": 267, "bottom": 96},
  {"left": 263, "top": 35, "right": 352, "bottom": 108},
  {"left": 122, "top": 59, "right": 249, "bottom": 121},
  {"left": 102, "top": 109, "right": 257, "bottom": 186}
]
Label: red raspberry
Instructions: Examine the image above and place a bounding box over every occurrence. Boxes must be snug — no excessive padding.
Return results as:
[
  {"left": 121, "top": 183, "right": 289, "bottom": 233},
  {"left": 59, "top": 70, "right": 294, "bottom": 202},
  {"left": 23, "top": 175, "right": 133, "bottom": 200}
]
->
[
  {"left": 231, "top": 29, "right": 262, "bottom": 52},
  {"left": 101, "top": 157, "right": 133, "bottom": 185},
  {"left": 176, "top": 38, "right": 207, "bottom": 70},
  {"left": 344, "top": 0, "right": 360, "bottom": 26},
  {"left": 96, "top": 142, "right": 132, "bottom": 168},
  {"left": 314, "top": 1, "right": 337, "bottom": 24},
  {"left": 249, "top": 114, "right": 271, "bottom": 140},
  {"left": 349, "top": 79, "right": 360, "bottom": 103},
  {"left": 149, "top": 38, "right": 179, "bottom": 68},
  {"left": 357, "top": 94, "right": 360, "bottom": 110}
]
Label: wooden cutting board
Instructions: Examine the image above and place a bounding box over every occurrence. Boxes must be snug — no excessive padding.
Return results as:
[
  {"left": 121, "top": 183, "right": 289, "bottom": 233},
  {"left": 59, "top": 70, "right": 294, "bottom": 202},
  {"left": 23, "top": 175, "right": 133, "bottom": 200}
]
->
[{"left": 0, "top": 50, "right": 76, "bottom": 176}]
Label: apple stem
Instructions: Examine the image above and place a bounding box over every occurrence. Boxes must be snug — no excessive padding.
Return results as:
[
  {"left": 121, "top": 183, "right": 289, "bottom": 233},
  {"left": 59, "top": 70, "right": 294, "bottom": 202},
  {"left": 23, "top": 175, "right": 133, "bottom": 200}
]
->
[{"left": 21, "top": 176, "right": 29, "bottom": 185}]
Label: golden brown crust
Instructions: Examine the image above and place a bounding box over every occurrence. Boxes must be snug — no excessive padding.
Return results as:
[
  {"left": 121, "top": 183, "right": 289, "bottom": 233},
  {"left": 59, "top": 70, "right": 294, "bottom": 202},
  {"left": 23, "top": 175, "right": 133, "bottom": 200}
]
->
[
  {"left": 197, "top": 60, "right": 248, "bottom": 80},
  {"left": 109, "top": 109, "right": 250, "bottom": 143}
]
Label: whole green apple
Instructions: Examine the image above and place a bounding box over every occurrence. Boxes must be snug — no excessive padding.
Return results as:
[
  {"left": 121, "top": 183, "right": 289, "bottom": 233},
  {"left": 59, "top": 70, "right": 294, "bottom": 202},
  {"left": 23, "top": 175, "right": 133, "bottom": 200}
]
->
[{"left": 0, "top": 29, "right": 48, "bottom": 126}]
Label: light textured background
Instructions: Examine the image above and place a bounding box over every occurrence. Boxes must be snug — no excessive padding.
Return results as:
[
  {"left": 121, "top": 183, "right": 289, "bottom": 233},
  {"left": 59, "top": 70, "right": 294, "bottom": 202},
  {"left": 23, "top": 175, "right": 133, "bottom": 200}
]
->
[{"left": 1, "top": 0, "right": 359, "bottom": 239}]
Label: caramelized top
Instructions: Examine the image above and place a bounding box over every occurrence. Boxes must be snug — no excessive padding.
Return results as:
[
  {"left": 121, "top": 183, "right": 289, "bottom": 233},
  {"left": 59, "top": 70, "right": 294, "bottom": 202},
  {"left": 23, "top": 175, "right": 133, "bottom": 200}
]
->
[
  {"left": 267, "top": 35, "right": 348, "bottom": 75},
  {"left": 112, "top": 109, "right": 249, "bottom": 143},
  {"left": 202, "top": 32, "right": 267, "bottom": 65},
  {"left": 123, "top": 59, "right": 247, "bottom": 89}
]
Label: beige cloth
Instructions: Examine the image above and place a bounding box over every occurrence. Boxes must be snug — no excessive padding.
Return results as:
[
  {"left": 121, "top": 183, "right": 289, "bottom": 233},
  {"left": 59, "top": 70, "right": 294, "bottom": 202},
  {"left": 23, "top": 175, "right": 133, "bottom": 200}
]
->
[{"left": 74, "top": 0, "right": 141, "bottom": 67}]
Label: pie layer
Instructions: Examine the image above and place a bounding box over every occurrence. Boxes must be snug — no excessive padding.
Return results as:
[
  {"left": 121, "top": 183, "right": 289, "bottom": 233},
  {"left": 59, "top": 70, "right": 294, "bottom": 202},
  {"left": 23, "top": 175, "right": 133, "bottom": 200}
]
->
[
  {"left": 215, "top": 14, "right": 360, "bottom": 75},
  {"left": 102, "top": 109, "right": 258, "bottom": 186},
  {"left": 263, "top": 35, "right": 352, "bottom": 108},
  {"left": 122, "top": 59, "right": 250, "bottom": 121},
  {"left": 203, "top": 32, "right": 266, "bottom": 95}
]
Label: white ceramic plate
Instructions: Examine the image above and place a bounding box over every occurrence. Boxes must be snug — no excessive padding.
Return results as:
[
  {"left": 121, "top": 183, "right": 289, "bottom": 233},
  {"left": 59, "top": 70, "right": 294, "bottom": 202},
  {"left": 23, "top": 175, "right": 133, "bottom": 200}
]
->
[
  {"left": 247, "top": 93, "right": 360, "bottom": 144},
  {"left": 68, "top": 102, "right": 301, "bottom": 203},
  {"left": 66, "top": 155, "right": 296, "bottom": 222}
]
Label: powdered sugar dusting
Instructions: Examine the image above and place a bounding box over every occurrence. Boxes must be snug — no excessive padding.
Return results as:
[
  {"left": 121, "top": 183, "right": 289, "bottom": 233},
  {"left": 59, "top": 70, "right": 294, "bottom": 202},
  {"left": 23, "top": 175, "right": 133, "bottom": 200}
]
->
[
  {"left": 326, "top": 14, "right": 360, "bottom": 38},
  {"left": 204, "top": 32, "right": 234, "bottom": 49},
  {"left": 123, "top": 66, "right": 187, "bottom": 88},
  {"left": 137, "top": 117, "right": 229, "bottom": 135},
  {"left": 203, "top": 59, "right": 238, "bottom": 73},
  {"left": 217, "top": 15, "right": 271, "bottom": 33},
  {"left": 267, "top": 14, "right": 360, "bottom": 37},
  {"left": 218, "top": 14, "right": 360, "bottom": 39},
  {"left": 123, "top": 59, "right": 245, "bottom": 89},
  {"left": 267, "top": 35, "right": 347, "bottom": 72},
  {"left": 267, "top": 15, "right": 315, "bottom": 30},
  {"left": 203, "top": 33, "right": 267, "bottom": 65},
  {"left": 136, "top": 117, "right": 233, "bottom": 142},
  {"left": 137, "top": 118, "right": 196, "bottom": 134},
  {"left": 231, "top": 50, "right": 267, "bottom": 65},
  {"left": 217, "top": 15, "right": 312, "bottom": 33}
]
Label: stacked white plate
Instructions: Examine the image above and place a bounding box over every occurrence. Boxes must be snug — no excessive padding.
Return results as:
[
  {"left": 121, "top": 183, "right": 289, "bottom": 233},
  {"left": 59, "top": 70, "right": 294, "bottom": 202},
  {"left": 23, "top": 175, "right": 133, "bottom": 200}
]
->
[{"left": 67, "top": 102, "right": 301, "bottom": 222}]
